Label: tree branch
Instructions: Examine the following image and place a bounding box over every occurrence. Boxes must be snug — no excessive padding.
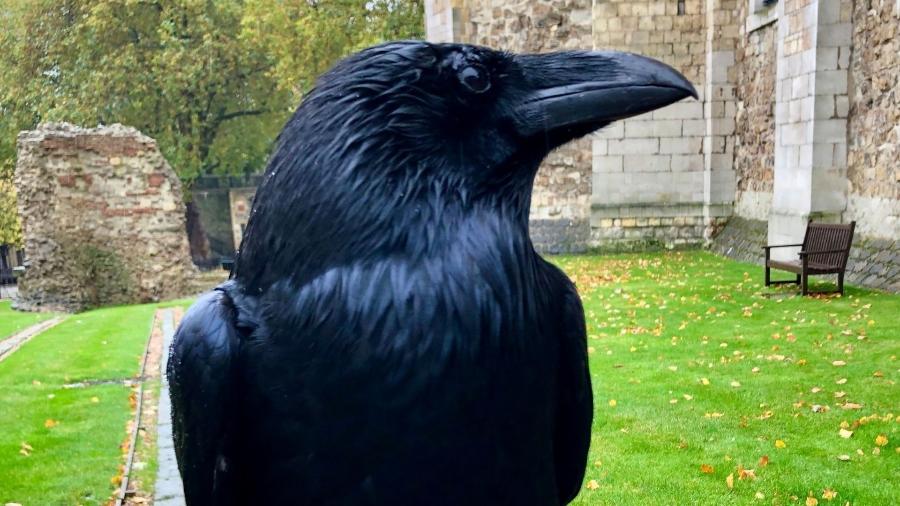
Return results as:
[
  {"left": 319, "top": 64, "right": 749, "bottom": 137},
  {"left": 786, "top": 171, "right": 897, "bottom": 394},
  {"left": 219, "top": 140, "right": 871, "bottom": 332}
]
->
[{"left": 217, "top": 109, "right": 267, "bottom": 122}]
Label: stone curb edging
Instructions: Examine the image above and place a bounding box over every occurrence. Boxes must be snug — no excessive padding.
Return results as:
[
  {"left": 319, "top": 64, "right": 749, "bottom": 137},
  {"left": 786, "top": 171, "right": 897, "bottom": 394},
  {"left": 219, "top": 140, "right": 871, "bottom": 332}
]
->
[{"left": 0, "top": 316, "right": 65, "bottom": 362}]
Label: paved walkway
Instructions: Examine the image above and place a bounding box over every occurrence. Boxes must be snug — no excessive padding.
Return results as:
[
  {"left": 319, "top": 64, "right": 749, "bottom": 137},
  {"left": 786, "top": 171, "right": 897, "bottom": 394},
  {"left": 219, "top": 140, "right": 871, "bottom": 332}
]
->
[
  {"left": 155, "top": 309, "right": 186, "bottom": 505},
  {"left": 0, "top": 316, "right": 64, "bottom": 362}
]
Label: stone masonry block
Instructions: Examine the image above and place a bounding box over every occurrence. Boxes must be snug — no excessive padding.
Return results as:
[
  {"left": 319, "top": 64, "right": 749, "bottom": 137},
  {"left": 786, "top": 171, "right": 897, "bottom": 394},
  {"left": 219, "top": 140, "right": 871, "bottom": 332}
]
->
[
  {"left": 624, "top": 119, "right": 683, "bottom": 138},
  {"left": 608, "top": 138, "right": 659, "bottom": 155},
  {"left": 815, "top": 70, "right": 848, "bottom": 95},
  {"left": 623, "top": 154, "right": 671, "bottom": 172},
  {"left": 653, "top": 101, "right": 704, "bottom": 120},
  {"left": 593, "top": 155, "right": 624, "bottom": 173},
  {"left": 660, "top": 137, "right": 703, "bottom": 154},
  {"left": 671, "top": 154, "right": 703, "bottom": 172}
]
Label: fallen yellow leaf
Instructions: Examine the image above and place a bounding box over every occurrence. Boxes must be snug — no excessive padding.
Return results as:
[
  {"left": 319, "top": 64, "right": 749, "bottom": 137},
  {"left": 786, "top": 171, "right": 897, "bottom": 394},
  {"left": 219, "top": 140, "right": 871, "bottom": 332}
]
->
[
  {"left": 832, "top": 360, "right": 846, "bottom": 367},
  {"left": 839, "top": 428, "right": 853, "bottom": 439},
  {"left": 835, "top": 378, "right": 847, "bottom": 385},
  {"left": 836, "top": 454, "right": 850, "bottom": 461},
  {"left": 726, "top": 473, "right": 734, "bottom": 489},
  {"left": 43, "top": 419, "right": 57, "bottom": 428},
  {"left": 730, "top": 380, "right": 741, "bottom": 388},
  {"left": 875, "top": 434, "right": 888, "bottom": 447},
  {"left": 754, "top": 491, "right": 765, "bottom": 500},
  {"left": 738, "top": 468, "right": 756, "bottom": 480},
  {"left": 700, "top": 377, "right": 710, "bottom": 385},
  {"left": 700, "top": 464, "right": 714, "bottom": 474},
  {"left": 775, "top": 439, "right": 786, "bottom": 449},
  {"left": 806, "top": 496, "right": 818, "bottom": 506},
  {"left": 608, "top": 399, "right": 617, "bottom": 408},
  {"left": 586, "top": 479, "right": 599, "bottom": 490},
  {"left": 822, "top": 488, "right": 837, "bottom": 500},
  {"left": 758, "top": 455, "right": 769, "bottom": 467},
  {"left": 91, "top": 396, "right": 100, "bottom": 403}
]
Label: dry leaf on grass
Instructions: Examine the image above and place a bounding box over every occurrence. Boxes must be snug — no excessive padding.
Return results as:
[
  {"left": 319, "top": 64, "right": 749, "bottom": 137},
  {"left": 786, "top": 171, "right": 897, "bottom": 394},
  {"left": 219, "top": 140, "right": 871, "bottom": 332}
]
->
[
  {"left": 839, "top": 428, "right": 853, "bottom": 439},
  {"left": 725, "top": 473, "right": 734, "bottom": 489},
  {"left": 700, "top": 464, "right": 714, "bottom": 474},
  {"left": 775, "top": 439, "right": 786, "bottom": 449}
]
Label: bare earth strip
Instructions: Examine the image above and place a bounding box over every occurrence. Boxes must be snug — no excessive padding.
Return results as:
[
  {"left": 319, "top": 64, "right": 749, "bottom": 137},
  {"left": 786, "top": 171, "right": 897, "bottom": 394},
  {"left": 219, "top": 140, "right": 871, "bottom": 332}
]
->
[{"left": 0, "top": 316, "right": 65, "bottom": 362}]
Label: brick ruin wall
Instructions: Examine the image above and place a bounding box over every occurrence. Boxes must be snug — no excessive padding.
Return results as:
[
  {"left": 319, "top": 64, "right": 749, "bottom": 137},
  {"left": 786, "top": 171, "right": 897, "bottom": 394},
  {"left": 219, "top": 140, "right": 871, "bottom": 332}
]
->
[{"left": 14, "top": 123, "right": 195, "bottom": 311}]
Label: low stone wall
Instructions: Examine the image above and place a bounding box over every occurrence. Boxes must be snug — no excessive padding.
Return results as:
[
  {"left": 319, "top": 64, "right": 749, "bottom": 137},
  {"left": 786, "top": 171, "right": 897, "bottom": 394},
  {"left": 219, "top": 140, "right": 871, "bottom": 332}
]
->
[
  {"left": 14, "top": 123, "right": 195, "bottom": 311},
  {"left": 710, "top": 216, "right": 768, "bottom": 265},
  {"left": 530, "top": 218, "right": 589, "bottom": 254},
  {"left": 845, "top": 237, "right": 900, "bottom": 293},
  {"left": 712, "top": 217, "right": 899, "bottom": 293},
  {"left": 591, "top": 203, "right": 728, "bottom": 251}
]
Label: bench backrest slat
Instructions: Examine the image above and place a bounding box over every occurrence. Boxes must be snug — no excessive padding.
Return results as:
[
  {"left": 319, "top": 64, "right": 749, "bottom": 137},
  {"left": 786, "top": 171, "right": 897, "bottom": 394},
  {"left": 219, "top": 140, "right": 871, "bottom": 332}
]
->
[{"left": 801, "top": 222, "right": 855, "bottom": 269}]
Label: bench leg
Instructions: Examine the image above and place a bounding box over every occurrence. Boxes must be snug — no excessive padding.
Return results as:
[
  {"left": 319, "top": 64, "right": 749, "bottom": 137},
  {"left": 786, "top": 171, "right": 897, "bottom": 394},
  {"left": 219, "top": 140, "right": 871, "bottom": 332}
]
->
[
  {"left": 838, "top": 272, "right": 844, "bottom": 296},
  {"left": 801, "top": 273, "right": 809, "bottom": 296},
  {"left": 795, "top": 274, "right": 801, "bottom": 285},
  {"left": 765, "top": 266, "right": 771, "bottom": 286}
]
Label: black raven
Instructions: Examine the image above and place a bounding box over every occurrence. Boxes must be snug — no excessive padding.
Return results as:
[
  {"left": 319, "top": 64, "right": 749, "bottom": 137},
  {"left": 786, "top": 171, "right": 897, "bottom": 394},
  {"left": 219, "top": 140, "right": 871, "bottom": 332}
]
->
[{"left": 168, "top": 41, "right": 695, "bottom": 505}]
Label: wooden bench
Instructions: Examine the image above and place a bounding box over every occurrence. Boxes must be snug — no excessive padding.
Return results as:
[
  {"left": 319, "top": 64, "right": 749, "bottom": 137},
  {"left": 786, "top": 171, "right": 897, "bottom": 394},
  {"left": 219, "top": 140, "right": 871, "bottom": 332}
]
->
[{"left": 764, "top": 221, "right": 855, "bottom": 296}]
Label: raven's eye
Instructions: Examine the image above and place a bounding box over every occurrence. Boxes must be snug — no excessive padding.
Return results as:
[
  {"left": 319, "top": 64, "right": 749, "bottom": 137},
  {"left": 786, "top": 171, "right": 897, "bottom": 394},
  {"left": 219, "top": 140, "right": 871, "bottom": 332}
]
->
[{"left": 458, "top": 65, "right": 490, "bottom": 94}]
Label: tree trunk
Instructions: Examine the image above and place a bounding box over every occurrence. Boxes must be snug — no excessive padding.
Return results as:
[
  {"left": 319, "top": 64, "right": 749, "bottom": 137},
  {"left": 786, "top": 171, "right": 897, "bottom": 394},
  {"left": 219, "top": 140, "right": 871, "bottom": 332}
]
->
[{"left": 185, "top": 200, "right": 213, "bottom": 268}]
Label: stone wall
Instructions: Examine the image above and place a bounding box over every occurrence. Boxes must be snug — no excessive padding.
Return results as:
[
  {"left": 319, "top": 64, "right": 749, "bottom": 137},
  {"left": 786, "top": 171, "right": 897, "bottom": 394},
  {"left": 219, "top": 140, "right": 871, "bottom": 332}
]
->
[
  {"left": 845, "top": 0, "right": 900, "bottom": 240},
  {"left": 732, "top": 3, "right": 776, "bottom": 221},
  {"left": 590, "top": 0, "right": 725, "bottom": 249},
  {"left": 14, "top": 123, "right": 195, "bottom": 311}
]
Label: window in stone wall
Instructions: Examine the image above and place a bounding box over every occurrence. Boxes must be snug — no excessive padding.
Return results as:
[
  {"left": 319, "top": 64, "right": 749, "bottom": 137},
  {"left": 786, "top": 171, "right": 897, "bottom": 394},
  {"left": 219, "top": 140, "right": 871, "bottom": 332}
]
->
[{"left": 677, "top": 0, "right": 685, "bottom": 15}]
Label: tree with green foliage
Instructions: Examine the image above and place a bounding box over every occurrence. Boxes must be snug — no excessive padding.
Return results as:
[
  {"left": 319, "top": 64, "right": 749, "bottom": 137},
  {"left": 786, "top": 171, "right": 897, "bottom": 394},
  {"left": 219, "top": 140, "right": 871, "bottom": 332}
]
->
[{"left": 0, "top": 0, "right": 423, "bottom": 249}]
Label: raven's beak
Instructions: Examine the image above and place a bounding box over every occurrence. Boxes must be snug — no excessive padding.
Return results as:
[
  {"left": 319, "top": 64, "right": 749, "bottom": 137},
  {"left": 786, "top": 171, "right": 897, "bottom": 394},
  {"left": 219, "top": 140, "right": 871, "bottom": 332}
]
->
[{"left": 513, "top": 51, "right": 698, "bottom": 139}]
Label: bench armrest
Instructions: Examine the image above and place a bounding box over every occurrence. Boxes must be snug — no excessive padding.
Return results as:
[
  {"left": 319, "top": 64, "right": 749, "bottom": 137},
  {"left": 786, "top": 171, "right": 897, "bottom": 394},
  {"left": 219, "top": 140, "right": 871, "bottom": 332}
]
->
[
  {"left": 763, "top": 243, "right": 802, "bottom": 250},
  {"left": 799, "top": 249, "right": 848, "bottom": 256}
]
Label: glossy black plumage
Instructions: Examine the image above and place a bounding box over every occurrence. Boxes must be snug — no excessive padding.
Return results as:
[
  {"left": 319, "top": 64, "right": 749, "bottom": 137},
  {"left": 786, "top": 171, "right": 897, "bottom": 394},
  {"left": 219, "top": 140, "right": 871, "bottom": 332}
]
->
[{"left": 168, "top": 41, "right": 695, "bottom": 505}]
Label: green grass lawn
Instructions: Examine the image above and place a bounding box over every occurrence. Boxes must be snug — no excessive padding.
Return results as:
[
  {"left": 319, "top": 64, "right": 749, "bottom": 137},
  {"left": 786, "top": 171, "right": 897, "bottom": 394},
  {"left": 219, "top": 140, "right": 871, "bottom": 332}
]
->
[
  {"left": 0, "top": 304, "right": 157, "bottom": 505},
  {"left": 560, "top": 252, "right": 898, "bottom": 506},
  {"left": 0, "top": 300, "right": 55, "bottom": 339}
]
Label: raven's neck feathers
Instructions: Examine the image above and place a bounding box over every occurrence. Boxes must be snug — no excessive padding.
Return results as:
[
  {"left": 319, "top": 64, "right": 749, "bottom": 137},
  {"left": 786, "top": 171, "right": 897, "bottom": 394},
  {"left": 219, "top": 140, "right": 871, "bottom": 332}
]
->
[{"left": 233, "top": 124, "right": 540, "bottom": 294}]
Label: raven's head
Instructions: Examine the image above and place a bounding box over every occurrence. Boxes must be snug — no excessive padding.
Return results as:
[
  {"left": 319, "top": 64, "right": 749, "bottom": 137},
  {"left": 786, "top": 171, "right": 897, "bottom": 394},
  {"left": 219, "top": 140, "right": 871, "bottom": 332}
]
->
[
  {"left": 238, "top": 41, "right": 695, "bottom": 286},
  {"left": 279, "top": 41, "right": 696, "bottom": 191}
]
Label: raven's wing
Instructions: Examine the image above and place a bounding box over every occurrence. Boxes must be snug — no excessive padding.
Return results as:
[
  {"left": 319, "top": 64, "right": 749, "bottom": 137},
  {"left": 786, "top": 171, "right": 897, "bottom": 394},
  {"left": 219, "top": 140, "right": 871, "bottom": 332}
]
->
[
  {"left": 552, "top": 275, "right": 593, "bottom": 504},
  {"left": 167, "top": 288, "right": 243, "bottom": 504}
]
